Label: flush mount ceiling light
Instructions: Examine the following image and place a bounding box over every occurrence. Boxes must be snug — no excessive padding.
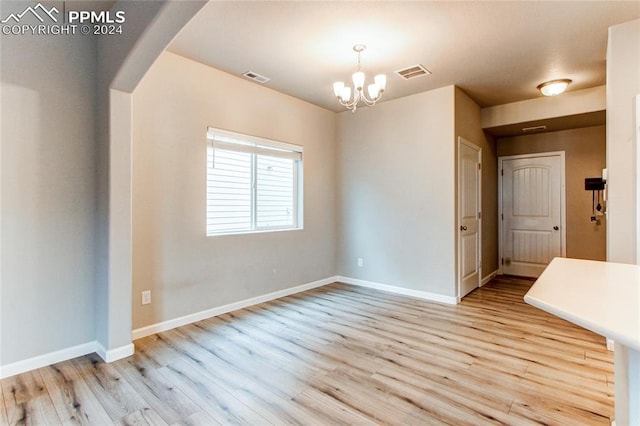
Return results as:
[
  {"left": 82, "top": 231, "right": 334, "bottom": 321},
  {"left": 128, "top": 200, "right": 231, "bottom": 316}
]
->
[
  {"left": 333, "top": 44, "right": 386, "bottom": 112},
  {"left": 537, "top": 79, "right": 572, "bottom": 96}
]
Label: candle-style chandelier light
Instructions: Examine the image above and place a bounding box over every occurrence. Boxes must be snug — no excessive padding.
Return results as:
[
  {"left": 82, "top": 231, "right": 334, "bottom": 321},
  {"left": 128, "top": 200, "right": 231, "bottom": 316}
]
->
[{"left": 333, "top": 44, "right": 387, "bottom": 112}]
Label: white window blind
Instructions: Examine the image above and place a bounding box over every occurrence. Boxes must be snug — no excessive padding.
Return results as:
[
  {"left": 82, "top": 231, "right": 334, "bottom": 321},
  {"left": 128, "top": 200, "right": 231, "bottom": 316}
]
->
[
  {"left": 206, "top": 128, "right": 303, "bottom": 236},
  {"left": 256, "top": 155, "right": 295, "bottom": 228}
]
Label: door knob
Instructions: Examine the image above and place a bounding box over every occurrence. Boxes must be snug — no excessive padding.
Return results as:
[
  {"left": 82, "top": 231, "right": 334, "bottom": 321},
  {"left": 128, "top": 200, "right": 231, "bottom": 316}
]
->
[
  {"left": 460, "top": 225, "right": 467, "bottom": 231},
  {"left": 553, "top": 226, "right": 559, "bottom": 231}
]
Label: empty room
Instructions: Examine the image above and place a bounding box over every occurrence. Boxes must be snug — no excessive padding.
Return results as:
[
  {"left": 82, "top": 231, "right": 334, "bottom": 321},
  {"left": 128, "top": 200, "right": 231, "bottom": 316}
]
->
[{"left": 1, "top": 1, "right": 639, "bottom": 425}]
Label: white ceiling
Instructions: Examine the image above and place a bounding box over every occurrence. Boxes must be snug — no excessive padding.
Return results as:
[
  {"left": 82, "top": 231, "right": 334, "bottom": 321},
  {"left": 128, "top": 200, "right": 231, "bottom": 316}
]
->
[{"left": 168, "top": 1, "right": 640, "bottom": 113}]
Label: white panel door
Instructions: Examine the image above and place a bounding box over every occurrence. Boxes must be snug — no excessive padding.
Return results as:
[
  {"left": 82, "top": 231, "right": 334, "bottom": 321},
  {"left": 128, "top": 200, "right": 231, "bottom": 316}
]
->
[
  {"left": 501, "top": 155, "right": 563, "bottom": 277},
  {"left": 458, "top": 138, "right": 481, "bottom": 298}
]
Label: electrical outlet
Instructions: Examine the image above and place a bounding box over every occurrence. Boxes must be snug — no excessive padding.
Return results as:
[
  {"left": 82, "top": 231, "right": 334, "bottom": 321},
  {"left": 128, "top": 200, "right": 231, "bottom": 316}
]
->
[
  {"left": 142, "top": 290, "right": 151, "bottom": 305},
  {"left": 357, "top": 258, "right": 364, "bottom": 267}
]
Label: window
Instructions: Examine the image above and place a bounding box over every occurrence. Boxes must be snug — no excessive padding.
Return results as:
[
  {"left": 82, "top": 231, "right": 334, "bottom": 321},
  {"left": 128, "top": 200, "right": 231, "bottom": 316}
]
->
[{"left": 206, "top": 127, "right": 303, "bottom": 236}]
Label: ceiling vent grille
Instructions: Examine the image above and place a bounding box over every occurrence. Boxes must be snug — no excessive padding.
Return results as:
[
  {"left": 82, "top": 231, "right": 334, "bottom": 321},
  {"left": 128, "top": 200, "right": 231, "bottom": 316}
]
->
[
  {"left": 242, "top": 71, "right": 270, "bottom": 84},
  {"left": 522, "top": 125, "right": 547, "bottom": 133},
  {"left": 395, "top": 64, "right": 431, "bottom": 80}
]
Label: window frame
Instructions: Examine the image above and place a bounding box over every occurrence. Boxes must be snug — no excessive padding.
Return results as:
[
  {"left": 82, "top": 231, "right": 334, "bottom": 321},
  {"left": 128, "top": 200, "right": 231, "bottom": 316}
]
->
[{"left": 206, "top": 127, "right": 303, "bottom": 236}]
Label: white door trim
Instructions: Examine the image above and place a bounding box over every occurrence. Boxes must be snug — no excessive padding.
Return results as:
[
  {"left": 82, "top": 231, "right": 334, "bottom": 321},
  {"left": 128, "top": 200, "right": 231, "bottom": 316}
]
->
[
  {"left": 635, "top": 95, "right": 640, "bottom": 265},
  {"left": 498, "top": 151, "right": 566, "bottom": 275},
  {"left": 457, "top": 137, "right": 482, "bottom": 299}
]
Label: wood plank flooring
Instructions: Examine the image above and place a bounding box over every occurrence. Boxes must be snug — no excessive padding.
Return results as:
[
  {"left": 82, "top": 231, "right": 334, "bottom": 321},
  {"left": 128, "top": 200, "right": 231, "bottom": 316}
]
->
[{"left": 1, "top": 276, "right": 614, "bottom": 425}]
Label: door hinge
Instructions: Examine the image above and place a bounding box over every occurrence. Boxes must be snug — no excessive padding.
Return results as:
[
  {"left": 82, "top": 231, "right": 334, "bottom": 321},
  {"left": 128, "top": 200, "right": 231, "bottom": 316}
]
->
[
  {"left": 501, "top": 169, "right": 504, "bottom": 176},
  {"left": 478, "top": 212, "right": 481, "bottom": 219},
  {"left": 478, "top": 163, "right": 481, "bottom": 170},
  {"left": 501, "top": 213, "right": 504, "bottom": 220},
  {"left": 501, "top": 258, "right": 504, "bottom": 265}
]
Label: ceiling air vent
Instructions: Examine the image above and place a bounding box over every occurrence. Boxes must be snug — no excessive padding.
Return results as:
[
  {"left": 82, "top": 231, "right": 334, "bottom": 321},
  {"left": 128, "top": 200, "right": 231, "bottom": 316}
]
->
[
  {"left": 522, "top": 125, "right": 547, "bottom": 133},
  {"left": 242, "top": 71, "right": 270, "bottom": 84},
  {"left": 395, "top": 64, "right": 431, "bottom": 80}
]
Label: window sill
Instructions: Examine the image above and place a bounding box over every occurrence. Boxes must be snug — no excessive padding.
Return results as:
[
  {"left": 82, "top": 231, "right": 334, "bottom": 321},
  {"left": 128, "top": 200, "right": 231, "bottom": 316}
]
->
[{"left": 207, "top": 227, "right": 304, "bottom": 238}]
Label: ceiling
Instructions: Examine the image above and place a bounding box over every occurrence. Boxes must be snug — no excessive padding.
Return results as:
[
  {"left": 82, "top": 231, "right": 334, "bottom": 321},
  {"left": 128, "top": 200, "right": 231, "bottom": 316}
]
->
[{"left": 168, "top": 1, "right": 640, "bottom": 113}]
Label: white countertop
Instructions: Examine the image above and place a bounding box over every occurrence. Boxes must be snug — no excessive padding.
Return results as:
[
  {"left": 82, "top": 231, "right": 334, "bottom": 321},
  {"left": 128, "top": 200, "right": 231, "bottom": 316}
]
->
[{"left": 524, "top": 257, "right": 640, "bottom": 351}]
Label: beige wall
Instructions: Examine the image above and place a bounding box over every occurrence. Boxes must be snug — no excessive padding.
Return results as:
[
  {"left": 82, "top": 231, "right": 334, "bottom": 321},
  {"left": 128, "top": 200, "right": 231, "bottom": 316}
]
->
[
  {"left": 455, "top": 88, "right": 499, "bottom": 278},
  {"left": 1, "top": 16, "right": 97, "bottom": 365},
  {"left": 337, "top": 86, "right": 457, "bottom": 297},
  {"left": 497, "top": 126, "right": 606, "bottom": 261},
  {"left": 606, "top": 19, "right": 640, "bottom": 265},
  {"left": 132, "top": 52, "right": 337, "bottom": 329},
  {"left": 95, "top": 0, "right": 206, "bottom": 357},
  {"left": 481, "top": 86, "right": 606, "bottom": 129}
]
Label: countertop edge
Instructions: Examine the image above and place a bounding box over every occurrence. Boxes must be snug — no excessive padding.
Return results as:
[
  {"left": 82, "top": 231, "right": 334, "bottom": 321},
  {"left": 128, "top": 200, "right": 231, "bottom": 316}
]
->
[{"left": 524, "top": 294, "right": 640, "bottom": 352}]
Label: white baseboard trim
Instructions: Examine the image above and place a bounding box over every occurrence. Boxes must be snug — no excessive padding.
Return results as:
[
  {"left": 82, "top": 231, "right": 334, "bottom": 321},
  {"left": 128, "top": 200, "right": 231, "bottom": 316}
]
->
[
  {"left": 481, "top": 269, "right": 499, "bottom": 286},
  {"left": 0, "top": 277, "right": 338, "bottom": 379},
  {"left": 337, "top": 276, "right": 458, "bottom": 305},
  {"left": 0, "top": 341, "right": 97, "bottom": 379},
  {"left": 95, "top": 342, "right": 135, "bottom": 363},
  {"left": 0, "top": 340, "right": 137, "bottom": 379},
  {"left": 131, "top": 276, "right": 338, "bottom": 340}
]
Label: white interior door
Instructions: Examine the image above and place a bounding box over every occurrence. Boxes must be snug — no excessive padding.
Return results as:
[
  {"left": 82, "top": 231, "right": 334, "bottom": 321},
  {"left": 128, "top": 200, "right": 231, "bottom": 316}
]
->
[
  {"left": 501, "top": 153, "right": 565, "bottom": 277},
  {"left": 458, "top": 138, "right": 481, "bottom": 298}
]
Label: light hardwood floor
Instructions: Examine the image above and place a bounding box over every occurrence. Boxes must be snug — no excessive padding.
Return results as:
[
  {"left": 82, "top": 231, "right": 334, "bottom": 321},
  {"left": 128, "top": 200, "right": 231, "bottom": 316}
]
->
[{"left": 1, "top": 276, "right": 614, "bottom": 425}]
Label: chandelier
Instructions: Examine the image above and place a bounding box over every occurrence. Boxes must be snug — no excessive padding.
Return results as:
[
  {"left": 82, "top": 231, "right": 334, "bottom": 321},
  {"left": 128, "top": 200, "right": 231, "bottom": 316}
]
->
[{"left": 333, "top": 44, "right": 386, "bottom": 112}]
